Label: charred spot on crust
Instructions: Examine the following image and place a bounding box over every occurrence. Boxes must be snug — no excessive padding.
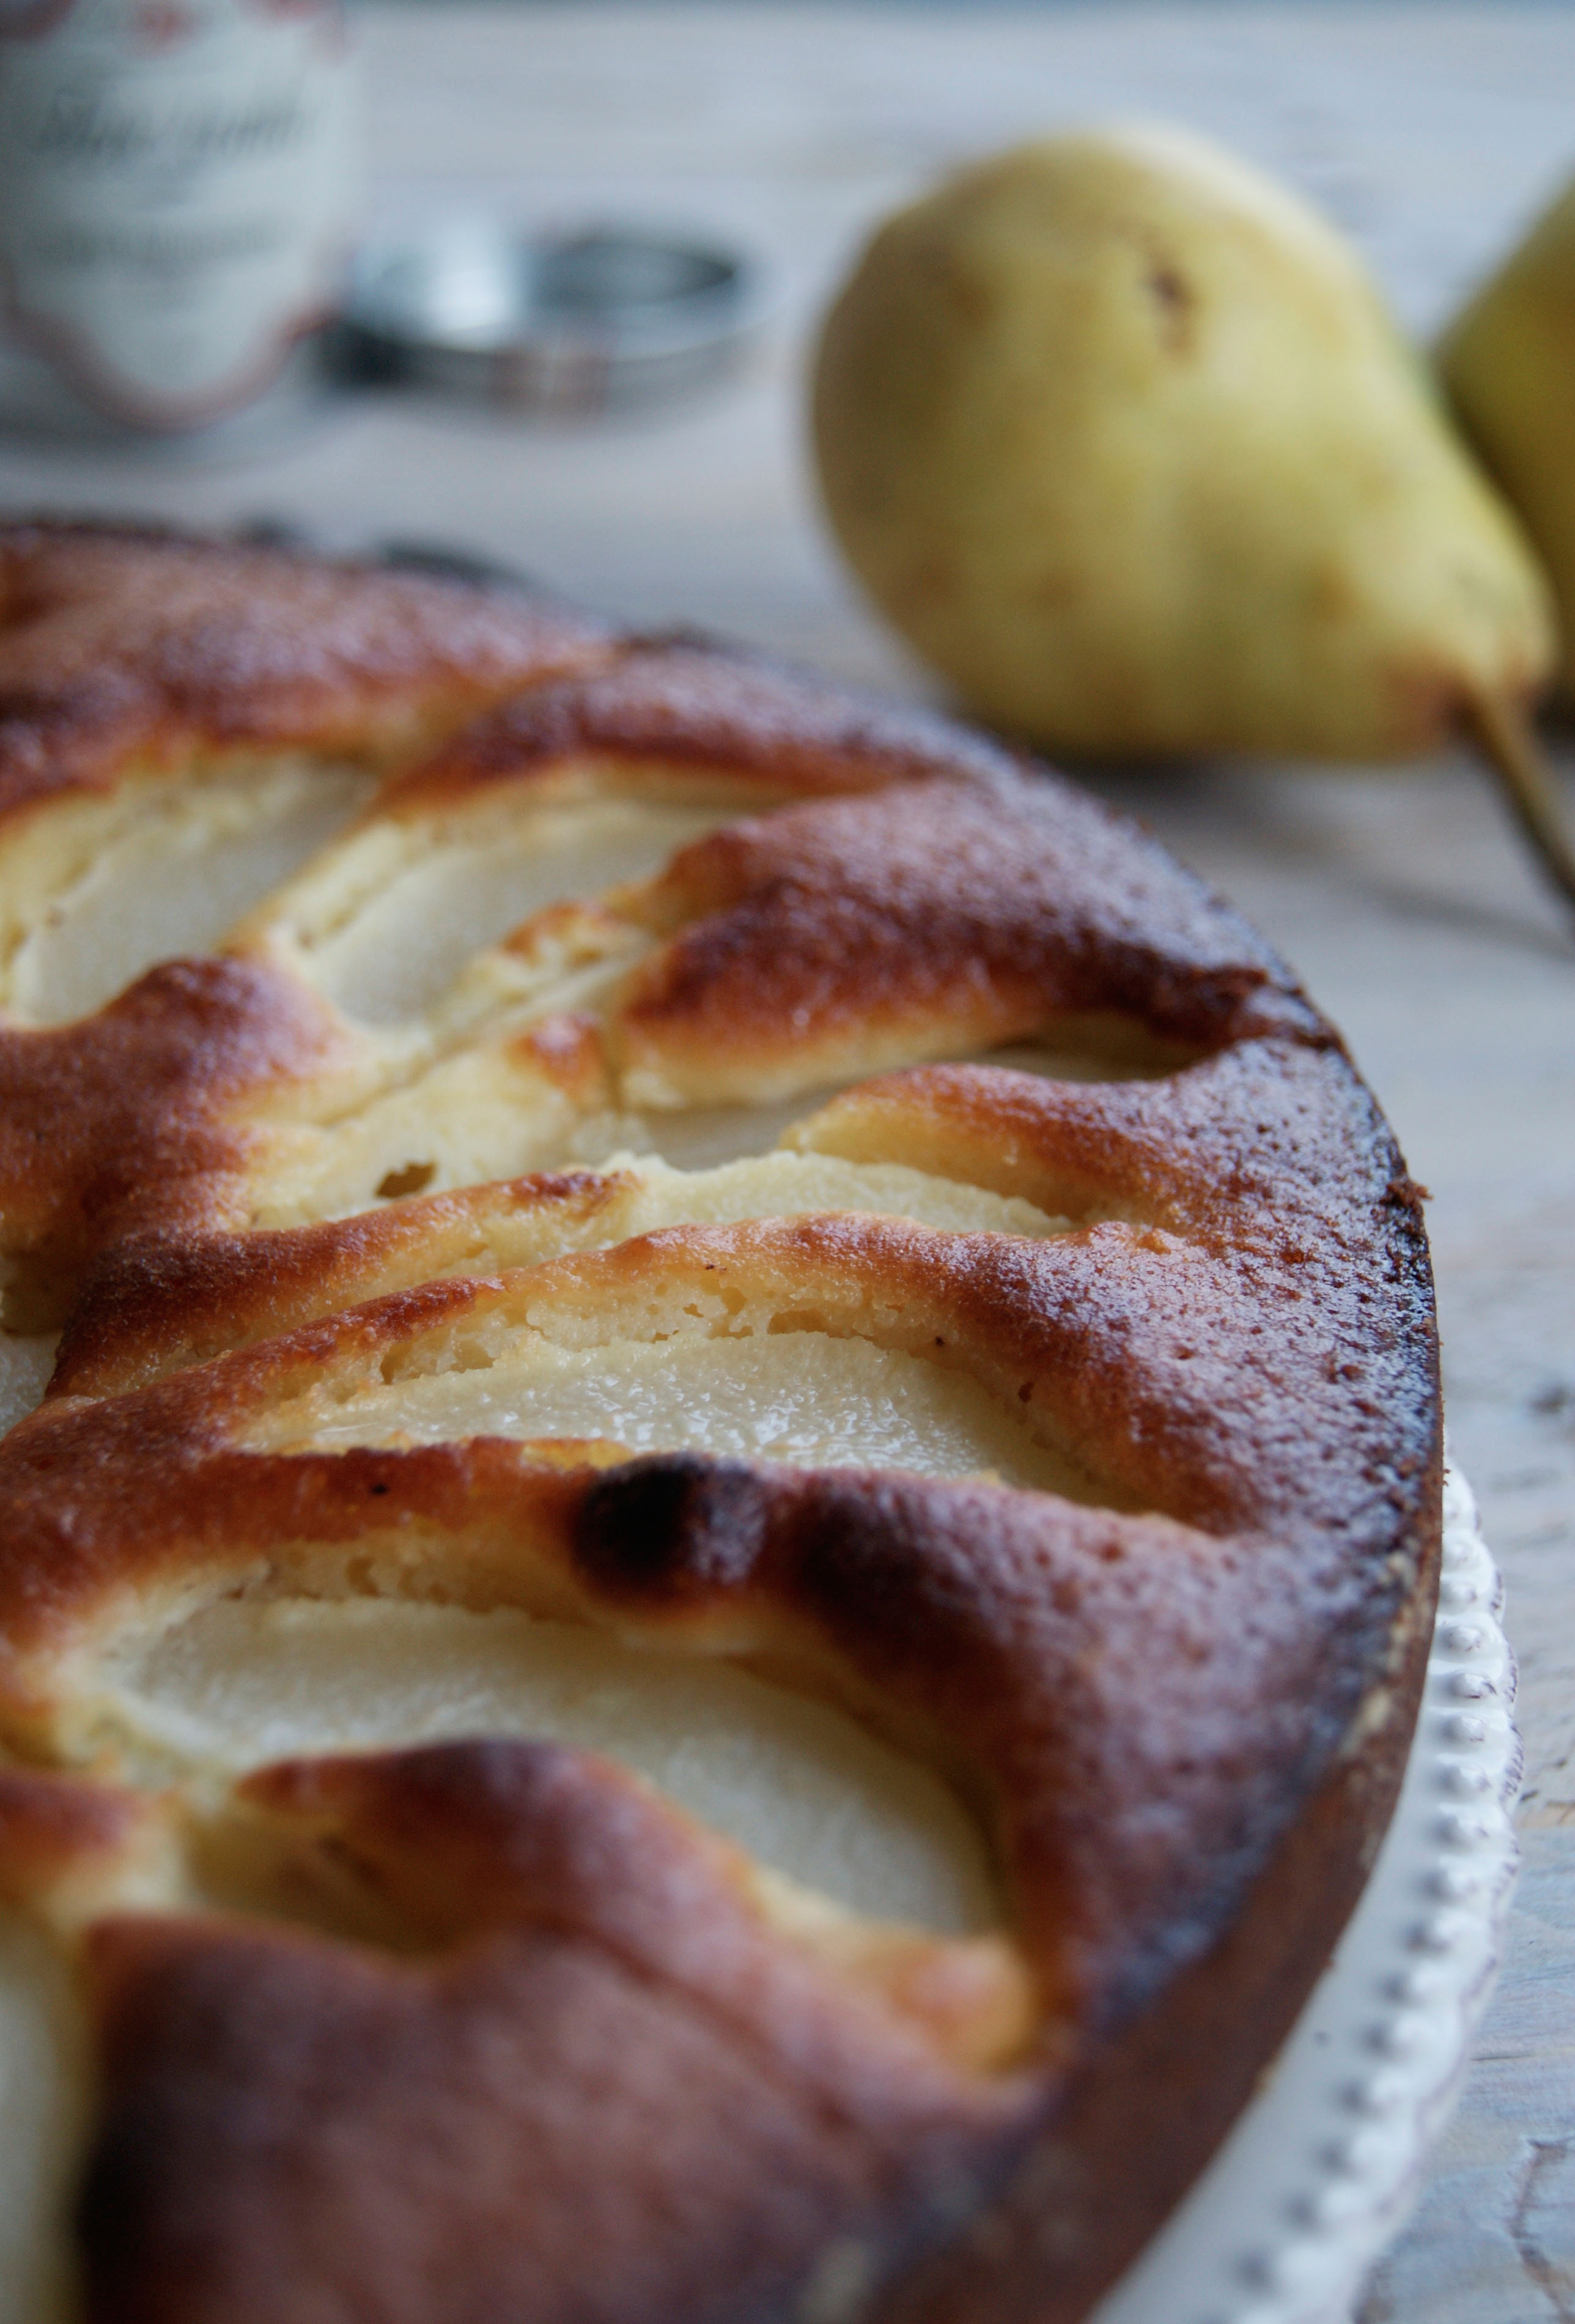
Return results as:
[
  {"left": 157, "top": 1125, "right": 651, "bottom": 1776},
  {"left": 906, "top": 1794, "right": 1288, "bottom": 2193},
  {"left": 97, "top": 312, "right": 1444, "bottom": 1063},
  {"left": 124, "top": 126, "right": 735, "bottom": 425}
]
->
[{"left": 572, "top": 1452, "right": 774, "bottom": 1602}]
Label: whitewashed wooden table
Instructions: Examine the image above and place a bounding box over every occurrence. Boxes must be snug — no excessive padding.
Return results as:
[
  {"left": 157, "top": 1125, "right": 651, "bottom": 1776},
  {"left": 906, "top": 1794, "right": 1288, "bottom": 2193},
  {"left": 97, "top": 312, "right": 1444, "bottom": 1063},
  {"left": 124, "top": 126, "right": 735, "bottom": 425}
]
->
[{"left": 1, "top": 7, "right": 1571, "bottom": 2316}]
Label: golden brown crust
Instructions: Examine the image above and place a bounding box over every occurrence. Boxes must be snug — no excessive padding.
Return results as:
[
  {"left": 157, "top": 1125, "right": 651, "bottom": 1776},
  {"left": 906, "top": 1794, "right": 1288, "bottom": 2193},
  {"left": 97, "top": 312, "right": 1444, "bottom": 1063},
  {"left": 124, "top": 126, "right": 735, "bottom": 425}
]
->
[
  {"left": 0, "top": 520, "right": 615, "bottom": 824},
  {"left": 0, "top": 1768, "right": 160, "bottom": 1907},
  {"left": 614, "top": 775, "right": 1319, "bottom": 1105},
  {"left": 10, "top": 1412, "right": 1434, "bottom": 2323},
  {"left": 564, "top": 1452, "right": 1435, "bottom": 2013},
  {"left": 0, "top": 957, "right": 350, "bottom": 1327},
  {"left": 0, "top": 1109, "right": 1439, "bottom": 2010},
  {"left": 885, "top": 1593, "right": 1435, "bottom": 2324},
  {"left": 0, "top": 527, "right": 1443, "bottom": 2324},
  {"left": 376, "top": 637, "right": 1028, "bottom": 814},
  {"left": 50, "top": 1169, "right": 630, "bottom": 1398},
  {"left": 78, "top": 1743, "right": 1029, "bottom": 2324},
  {"left": 2, "top": 758, "right": 1306, "bottom": 1341},
  {"left": 792, "top": 1034, "right": 1396, "bottom": 1235},
  {"left": 0, "top": 531, "right": 1316, "bottom": 1347},
  {"left": 785, "top": 1039, "right": 1441, "bottom": 1540}
]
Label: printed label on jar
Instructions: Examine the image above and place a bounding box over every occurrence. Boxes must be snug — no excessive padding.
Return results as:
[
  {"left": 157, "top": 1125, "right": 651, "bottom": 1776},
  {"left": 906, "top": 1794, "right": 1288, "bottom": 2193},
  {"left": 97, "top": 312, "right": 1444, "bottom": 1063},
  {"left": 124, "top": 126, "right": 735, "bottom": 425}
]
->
[{"left": 0, "top": 0, "right": 358, "bottom": 427}]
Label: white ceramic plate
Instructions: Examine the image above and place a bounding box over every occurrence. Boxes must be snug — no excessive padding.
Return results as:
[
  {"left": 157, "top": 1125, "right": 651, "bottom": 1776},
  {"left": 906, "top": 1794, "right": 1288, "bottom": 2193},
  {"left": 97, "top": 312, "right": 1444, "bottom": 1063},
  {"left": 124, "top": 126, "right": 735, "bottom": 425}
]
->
[{"left": 1091, "top": 1464, "right": 1520, "bottom": 2324}]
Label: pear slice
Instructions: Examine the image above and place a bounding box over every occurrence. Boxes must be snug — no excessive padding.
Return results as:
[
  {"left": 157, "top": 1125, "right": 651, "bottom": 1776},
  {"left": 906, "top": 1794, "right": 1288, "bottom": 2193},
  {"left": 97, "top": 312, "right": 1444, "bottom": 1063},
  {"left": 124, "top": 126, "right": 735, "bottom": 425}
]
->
[{"left": 813, "top": 123, "right": 1575, "bottom": 920}]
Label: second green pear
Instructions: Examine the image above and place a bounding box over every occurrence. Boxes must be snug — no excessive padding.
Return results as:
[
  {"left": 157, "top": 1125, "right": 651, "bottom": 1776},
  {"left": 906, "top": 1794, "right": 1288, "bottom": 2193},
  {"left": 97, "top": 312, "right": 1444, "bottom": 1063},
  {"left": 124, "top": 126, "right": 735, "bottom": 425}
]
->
[
  {"left": 813, "top": 124, "right": 1554, "bottom": 757},
  {"left": 1439, "top": 171, "right": 1575, "bottom": 695}
]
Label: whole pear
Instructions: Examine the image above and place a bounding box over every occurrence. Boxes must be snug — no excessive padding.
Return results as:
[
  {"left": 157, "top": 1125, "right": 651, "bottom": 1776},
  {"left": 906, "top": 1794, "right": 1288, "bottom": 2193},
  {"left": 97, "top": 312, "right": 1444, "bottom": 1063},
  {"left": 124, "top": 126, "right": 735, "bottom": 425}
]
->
[
  {"left": 812, "top": 124, "right": 1555, "bottom": 760},
  {"left": 1439, "top": 172, "right": 1575, "bottom": 694}
]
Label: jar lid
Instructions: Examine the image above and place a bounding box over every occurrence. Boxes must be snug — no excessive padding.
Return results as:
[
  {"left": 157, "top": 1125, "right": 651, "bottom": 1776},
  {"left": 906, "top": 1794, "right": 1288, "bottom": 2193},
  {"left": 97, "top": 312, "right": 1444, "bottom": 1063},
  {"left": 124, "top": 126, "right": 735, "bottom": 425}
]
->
[{"left": 336, "top": 221, "right": 764, "bottom": 413}]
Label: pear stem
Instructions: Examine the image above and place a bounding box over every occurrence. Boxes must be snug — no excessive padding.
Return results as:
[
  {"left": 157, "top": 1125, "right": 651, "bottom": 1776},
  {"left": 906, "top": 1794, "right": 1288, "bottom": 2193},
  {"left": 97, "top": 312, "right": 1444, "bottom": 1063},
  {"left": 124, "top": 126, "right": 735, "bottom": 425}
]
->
[{"left": 1464, "top": 691, "right": 1575, "bottom": 928}]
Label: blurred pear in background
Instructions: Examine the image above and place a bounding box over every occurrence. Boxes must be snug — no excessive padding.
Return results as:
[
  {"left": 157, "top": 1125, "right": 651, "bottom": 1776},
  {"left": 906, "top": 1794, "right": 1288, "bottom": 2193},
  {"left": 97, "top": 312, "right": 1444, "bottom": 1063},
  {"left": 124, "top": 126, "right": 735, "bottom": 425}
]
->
[
  {"left": 1440, "top": 172, "right": 1575, "bottom": 700},
  {"left": 813, "top": 124, "right": 1553, "bottom": 767}
]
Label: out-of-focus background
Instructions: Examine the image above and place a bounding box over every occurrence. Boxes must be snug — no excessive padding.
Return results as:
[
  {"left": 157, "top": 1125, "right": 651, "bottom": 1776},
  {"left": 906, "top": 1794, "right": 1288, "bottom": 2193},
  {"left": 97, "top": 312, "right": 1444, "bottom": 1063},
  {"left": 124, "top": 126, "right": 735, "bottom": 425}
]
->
[{"left": 2, "top": 8, "right": 1573, "bottom": 2318}]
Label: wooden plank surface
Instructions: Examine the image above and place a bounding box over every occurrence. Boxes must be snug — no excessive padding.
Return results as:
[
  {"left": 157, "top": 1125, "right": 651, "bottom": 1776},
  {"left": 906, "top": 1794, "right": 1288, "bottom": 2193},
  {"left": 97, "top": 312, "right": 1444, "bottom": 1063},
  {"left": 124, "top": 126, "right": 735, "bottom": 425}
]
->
[{"left": 1, "top": 7, "right": 1572, "bottom": 2315}]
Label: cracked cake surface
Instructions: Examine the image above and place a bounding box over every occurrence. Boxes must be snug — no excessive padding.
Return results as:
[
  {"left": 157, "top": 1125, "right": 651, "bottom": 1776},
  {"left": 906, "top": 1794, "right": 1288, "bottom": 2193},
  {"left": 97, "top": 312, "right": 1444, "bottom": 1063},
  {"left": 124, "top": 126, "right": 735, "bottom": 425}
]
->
[{"left": 0, "top": 521, "right": 1440, "bottom": 2324}]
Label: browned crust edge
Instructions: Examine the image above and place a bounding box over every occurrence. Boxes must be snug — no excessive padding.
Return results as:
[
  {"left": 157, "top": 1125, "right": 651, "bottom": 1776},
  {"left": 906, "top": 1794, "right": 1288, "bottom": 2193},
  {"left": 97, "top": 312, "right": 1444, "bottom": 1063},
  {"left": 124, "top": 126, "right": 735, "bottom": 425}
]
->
[{"left": 881, "top": 1441, "right": 1442, "bottom": 2324}]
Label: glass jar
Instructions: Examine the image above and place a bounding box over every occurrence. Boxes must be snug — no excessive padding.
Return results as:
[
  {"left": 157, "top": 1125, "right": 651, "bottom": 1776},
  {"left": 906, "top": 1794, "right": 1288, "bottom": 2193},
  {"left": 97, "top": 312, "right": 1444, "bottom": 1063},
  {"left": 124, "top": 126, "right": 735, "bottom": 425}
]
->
[{"left": 0, "top": 0, "right": 358, "bottom": 439}]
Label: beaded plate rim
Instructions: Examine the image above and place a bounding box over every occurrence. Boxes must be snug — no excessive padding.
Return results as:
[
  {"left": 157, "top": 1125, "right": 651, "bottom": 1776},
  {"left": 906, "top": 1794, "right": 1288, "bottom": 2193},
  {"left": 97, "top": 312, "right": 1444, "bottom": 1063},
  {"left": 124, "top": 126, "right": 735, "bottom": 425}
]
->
[{"left": 1091, "top": 1459, "right": 1521, "bottom": 2324}]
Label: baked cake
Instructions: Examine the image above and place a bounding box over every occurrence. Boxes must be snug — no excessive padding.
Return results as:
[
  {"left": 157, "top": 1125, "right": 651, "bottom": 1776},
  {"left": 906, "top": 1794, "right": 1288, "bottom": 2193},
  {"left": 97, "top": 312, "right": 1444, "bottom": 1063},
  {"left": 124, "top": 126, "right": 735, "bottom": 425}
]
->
[{"left": 0, "top": 520, "right": 1441, "bottom": 2324}]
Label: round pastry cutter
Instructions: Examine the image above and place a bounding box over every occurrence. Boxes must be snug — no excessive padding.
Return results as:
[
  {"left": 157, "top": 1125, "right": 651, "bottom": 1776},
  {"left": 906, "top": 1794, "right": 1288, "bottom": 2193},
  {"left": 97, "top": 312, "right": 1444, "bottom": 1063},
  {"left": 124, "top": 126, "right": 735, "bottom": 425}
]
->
[{"left": 336, "top": 221, "right": 764, "bottom": 413}]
